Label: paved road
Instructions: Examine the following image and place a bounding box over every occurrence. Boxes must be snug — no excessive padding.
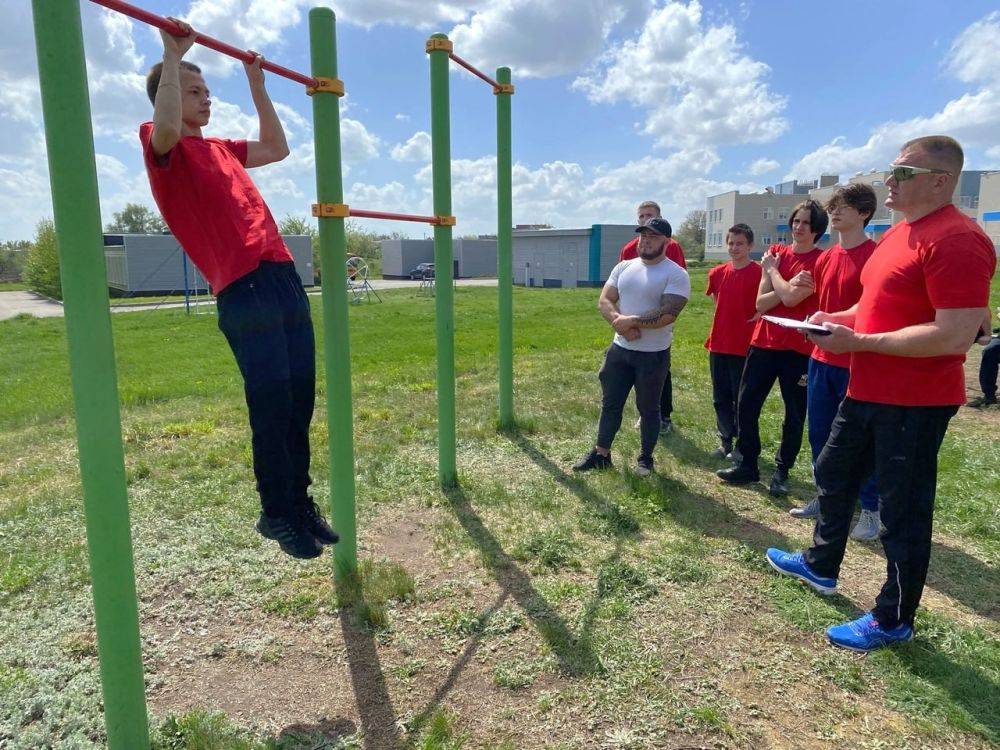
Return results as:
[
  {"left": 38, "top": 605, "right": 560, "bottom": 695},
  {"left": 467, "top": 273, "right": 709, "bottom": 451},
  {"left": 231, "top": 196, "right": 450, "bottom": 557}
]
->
[{"left": 0, "top": 278, "right": 499, "bottom": 321}]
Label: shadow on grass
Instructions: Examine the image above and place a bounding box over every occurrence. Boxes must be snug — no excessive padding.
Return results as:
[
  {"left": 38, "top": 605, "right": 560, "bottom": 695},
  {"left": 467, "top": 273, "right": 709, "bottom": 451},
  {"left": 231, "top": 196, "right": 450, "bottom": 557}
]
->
[
  {"left": 441, "top": 484, "right": 602, "bottom": 678},
  {"left": 895, "top": 639, "right": 1000, "bottom": 744},
  {"left": 277, "top": 717, "right": 359, "bottom": 748},
  {"left": 337, "top": 606, "right": 401, "bottom": 750},
  {"left": 927, "top": 541, "right": 1000, "bottom": 621}
]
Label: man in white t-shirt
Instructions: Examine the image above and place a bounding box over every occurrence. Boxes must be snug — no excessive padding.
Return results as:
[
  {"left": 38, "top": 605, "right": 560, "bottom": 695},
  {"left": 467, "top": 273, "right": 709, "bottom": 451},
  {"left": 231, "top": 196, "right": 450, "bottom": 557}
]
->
[{"left": 573, "top": 217, "right": 691, "bottom": 476}]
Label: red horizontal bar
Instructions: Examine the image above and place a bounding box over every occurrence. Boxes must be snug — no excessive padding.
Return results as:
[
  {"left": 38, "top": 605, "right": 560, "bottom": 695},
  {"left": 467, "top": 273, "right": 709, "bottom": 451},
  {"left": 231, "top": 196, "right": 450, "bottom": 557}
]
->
[
  {"left": 88, "top": 0, "right": 317, "bottom": 88},
  {"left": 448, "top": 52, "right": 502, "bottom": 90},
  {"left": 349, "top": 208, "right": 443, "bottom": 225}
]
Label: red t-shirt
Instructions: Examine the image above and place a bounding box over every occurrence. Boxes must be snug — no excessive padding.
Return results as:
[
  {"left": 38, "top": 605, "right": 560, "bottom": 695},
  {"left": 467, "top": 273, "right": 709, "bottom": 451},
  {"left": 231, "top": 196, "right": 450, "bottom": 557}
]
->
[
  {"left": 139, "top": 122, "right": 293, "bottom": 294},
  {"left": 620, "top": 236, "right": 687, "bottom": 268},
  {"left": 750, "top": 244, "right": 822, "bottom": 355},
  {"left": 811, "top": 239, "right": 877, "bottom": 368},
  {"left": 847, "top": 205, "right": 996, "bottom": 406},
  {"left": 704, "top": 261, "right": 762, "bottom": 356}
]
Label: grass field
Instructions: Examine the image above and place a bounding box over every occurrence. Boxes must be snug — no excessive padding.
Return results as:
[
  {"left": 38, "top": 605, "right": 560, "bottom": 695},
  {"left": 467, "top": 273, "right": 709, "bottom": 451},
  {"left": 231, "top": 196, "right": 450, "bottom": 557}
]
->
[{"left": 1, "top": 270, "right": 998, "bottom": 750}]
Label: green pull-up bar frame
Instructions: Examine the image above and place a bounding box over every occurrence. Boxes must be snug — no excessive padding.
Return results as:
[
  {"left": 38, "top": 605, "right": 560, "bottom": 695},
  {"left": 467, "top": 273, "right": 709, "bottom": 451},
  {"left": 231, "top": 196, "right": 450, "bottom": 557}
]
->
[{"left": 29, "top": 1, "right": 514, "bottom": 746}]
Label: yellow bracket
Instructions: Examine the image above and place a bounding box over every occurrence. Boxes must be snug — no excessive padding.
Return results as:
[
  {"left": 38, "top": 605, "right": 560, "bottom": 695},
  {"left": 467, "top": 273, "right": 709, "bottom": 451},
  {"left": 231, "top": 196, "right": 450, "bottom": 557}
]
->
[
  {"left": 425, "top": 38, "right": 454, "bottom": 54},
  {"left": 312, "top": 202, "right": 350, "bottom": 218},
  {"left": 306, "top": 77, "right": 345, "bottom": 96},
  {"left": 436, "top": 215, "right": 457, "bottom": 226},
  {"left": 493, "top": 83, "right": 515, "bottom": 96}
]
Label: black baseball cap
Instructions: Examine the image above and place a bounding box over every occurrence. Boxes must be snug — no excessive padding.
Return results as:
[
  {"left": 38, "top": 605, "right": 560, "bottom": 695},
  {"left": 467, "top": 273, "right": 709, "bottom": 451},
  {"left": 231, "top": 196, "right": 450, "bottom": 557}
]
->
[{"left": 635, "top": 217, "right": 672, "bottom": 238}]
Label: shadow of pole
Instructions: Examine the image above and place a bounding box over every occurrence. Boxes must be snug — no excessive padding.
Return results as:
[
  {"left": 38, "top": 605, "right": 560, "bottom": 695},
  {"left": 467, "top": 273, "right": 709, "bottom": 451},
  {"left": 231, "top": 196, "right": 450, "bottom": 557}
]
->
[
  {"left": 338, "top": 606, "right": 402, "bottom": 750},
  {"left": 442, "top": 485, "right": 602, "bottom": 677}
]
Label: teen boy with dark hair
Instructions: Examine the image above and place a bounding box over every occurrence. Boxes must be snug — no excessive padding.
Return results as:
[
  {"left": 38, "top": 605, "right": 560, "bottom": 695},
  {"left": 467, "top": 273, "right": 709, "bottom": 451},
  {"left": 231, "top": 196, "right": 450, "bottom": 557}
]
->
[
  {"left": 140, "top": 18, "right": 337, "bottom": 560},
  {"left": 717, "top": 200, "right": 827, "bottom": 495},
  {"left": 790, "top": 184, "right": 881, "bottom": 541},
  {"left": 704, "top": 224, "right": 761, "bottom": 460}
]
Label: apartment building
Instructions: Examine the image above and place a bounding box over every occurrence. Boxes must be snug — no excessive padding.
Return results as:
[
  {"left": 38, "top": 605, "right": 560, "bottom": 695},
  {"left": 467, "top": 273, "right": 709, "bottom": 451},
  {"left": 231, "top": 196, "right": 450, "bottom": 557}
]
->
[{"left": 978, "top": 171, "right": 1000, "bottom": 250}]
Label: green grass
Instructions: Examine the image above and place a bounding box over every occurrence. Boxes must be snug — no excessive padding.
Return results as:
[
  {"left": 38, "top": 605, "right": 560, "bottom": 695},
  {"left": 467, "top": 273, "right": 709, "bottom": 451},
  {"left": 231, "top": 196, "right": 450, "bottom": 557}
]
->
[
  {"left": 0, "top": 282, "right": 26, "bottom": 292},
  {"left": 1, "top": 276, "right": 998, "bottom": 749}
]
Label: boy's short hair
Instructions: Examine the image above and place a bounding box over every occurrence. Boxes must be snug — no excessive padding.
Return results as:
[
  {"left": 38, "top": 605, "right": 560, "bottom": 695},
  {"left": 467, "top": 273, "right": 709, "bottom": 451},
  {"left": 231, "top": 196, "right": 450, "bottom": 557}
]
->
[
  {"left": 146, "top": 61, "right": 202, "bottom": 105},
  {"left": 790, "top": 199, "right": 829, "bottom": 242},
  {"left": 825, "top": 183, "right": 878, "bottom": 227},
  {"left": 637, "top": 200, "right": 661, "bottom": 215},
  {"left": 727, "top": 223, "right": 754, "bottom": 245}
]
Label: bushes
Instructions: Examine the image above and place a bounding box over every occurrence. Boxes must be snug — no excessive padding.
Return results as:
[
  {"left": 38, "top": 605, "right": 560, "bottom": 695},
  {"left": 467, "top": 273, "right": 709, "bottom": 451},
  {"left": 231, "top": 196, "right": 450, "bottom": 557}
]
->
[{"left": 23, "top": 219, "right": 61, "bottom": 300}]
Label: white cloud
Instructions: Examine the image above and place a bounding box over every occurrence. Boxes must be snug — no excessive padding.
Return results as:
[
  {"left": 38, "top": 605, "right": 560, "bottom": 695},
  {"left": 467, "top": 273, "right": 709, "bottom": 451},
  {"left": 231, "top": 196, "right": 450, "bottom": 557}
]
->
[
  {"left": 573, "top": 1, "right": 787, "bottom": 149},
  {"left": 390, "top": 131, "right": 431, "bottom": 162},
  {"left": 787, "top": 11, "right": 1000, "bottom": 179},
  {"left": 395, "top": 113, "right": 411, "bottom": 122},
  {"left": 449, "top": 0, "right": 651, "bottom": 78},
  {"left": 747, "top": 157, "right": 779, "bottom": 175},
  {"left": 341, "top": 118, "right": 380, "bottom": 162}
]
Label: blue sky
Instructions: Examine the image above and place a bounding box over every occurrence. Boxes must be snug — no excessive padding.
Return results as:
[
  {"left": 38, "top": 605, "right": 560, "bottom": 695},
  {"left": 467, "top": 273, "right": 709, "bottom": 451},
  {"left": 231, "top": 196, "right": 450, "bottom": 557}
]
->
[{"left": 2, "top": 1, "right": 999, "bottom": 241}]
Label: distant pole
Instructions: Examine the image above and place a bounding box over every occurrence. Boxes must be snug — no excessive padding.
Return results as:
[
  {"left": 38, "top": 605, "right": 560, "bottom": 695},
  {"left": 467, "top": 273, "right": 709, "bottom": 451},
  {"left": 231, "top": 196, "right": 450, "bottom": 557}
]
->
[
  {"left": 428, "top": 33, "right": 457, "bottom": 487},
  {"left": 30, "top": 1, "right": 149, "bottom": 748},
  {"left": 495, "top": 66, "right": 514, "bottom": 428},
  {"left": 309, "top": 7, "right": 357, "bottom": 574},
  {"left": 182, "top": 252, "right": 191, "bottom": 315}
]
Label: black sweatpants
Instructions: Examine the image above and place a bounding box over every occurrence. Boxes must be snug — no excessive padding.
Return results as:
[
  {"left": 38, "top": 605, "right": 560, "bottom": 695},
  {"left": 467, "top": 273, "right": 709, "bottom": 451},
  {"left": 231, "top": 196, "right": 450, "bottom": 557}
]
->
[
  {"left": 804, "top": 398, "right": 956, "bottom": 628},
  {"left": 216, "top": 261, "right": 316, "bottom": 518},
  {"left": 979, "top": 336, "right": 1000, "bottom": 398},
  {"left": 597, "top": 344, "right": 670, "bottom": 459},
  {"left": 709, "top": 352, "right": 745, "bottom": 446},
  {"left": 735, "top": 346, "right": 809, "bottom": 471}
]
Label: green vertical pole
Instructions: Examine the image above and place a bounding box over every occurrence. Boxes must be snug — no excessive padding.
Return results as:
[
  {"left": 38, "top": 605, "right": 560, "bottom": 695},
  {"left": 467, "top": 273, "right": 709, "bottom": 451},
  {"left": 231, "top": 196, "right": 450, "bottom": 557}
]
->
[
  {"left": 428, "top": 34, "right": 457, "bottom": 487},
  {"left": 495, "top": 67, "right": 514, "bottom": 429},
  {"left": 30, "top": 2, "right": 149, "bottom": 748},
  {"left": 309, "top": 8, "right": 357, "bottom": 574}
]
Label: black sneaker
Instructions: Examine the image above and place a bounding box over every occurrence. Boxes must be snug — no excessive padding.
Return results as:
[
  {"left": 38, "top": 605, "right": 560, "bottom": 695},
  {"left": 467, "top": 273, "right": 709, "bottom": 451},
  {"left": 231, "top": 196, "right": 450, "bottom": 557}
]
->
[
  {"left": 572, "top": 448, "right": 613, "bottom": 472},
  {"left": 769, "top": 468, "right": 790, "bottom": 497},
  {"left": 716, "top": 462, "right": 759, "bottom": 484},
  {"left": 297, "top": 497, "right": 339, "bottom": 545},
  {"left": 635, "top": 455, "right": 654, "bottom": 476},
  {"left": 966, "top": 394, "right": 997, "bottom": 408},
  {"left": 710, "top": 441, "right": 733, "bottom": 459},
  {"left": 256, "top": 513, "right": 323, "bottom": 559},
  {"left": 659, "top": 418, "right": 673, "bottom": 435}
]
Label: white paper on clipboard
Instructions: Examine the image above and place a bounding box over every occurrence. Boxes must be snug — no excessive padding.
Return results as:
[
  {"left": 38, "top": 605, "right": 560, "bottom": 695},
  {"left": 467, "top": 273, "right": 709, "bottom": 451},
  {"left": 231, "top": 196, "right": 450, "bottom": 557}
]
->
[{"left": 761, "top": 315, "right": 832, "bottom": 336}]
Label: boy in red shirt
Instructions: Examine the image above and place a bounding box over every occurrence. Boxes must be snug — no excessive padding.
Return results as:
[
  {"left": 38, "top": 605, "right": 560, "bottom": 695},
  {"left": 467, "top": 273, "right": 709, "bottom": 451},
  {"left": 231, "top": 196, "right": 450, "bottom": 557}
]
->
[
  {"left": 704, "top": 223, "right": 761, "bottom": 459},
  {"left": 789, "top": 184, "right": 881, "bottom": 541},
  {"left": 140, "top": 19, "right": 336, "bottom": 559},
  {"left": 717, "top": 200, "right": 827, "bottom": 495},
  {"left": 766, "top": 136, "right": 996, "bottom": 651},
  {"left": 619, "top": 201, "right": 686, "bottom": 434}
]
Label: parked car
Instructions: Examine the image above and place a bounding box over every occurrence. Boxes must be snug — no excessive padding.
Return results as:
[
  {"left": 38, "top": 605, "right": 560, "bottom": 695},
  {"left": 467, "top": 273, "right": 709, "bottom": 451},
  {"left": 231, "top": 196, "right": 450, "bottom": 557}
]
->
[{"left": 409, "top": 262, "right": 435, "bottom": 280}]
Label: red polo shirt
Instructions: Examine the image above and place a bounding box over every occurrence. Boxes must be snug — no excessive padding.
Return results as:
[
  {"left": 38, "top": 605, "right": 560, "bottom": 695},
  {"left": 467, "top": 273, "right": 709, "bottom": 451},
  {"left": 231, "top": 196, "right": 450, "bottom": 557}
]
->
[
  {"left": 139, "top": 122, "right": 292, "bottom": 294},
  {"left": 848, "top": 205, "right": 996, "bottom": 406},
  {"left": 811, "top": 239, "right": 877, "bottom": 369},
  {"left": 620, "top": 236, "right": 687, "bottom": 268},
  {"left": 704, "top": 261, "right": 762, "bottom": 356},
  {"left": 750, "top": 244, "right": 822, "bottom": 355}
]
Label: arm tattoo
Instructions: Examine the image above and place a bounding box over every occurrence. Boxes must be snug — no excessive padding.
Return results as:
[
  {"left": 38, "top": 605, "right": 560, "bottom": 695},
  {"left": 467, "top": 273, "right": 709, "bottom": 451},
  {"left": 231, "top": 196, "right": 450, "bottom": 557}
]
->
[{"left": 636, "top": 293, "right": 688, "bottom": 326}]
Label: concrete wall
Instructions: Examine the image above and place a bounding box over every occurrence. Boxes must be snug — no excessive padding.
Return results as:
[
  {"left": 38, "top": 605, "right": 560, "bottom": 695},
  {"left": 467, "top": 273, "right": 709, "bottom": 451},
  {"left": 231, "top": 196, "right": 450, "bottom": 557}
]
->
[
  {"left": 455, "top": 239, "right": 497, "bottom": 278},
  {"left": 103, "top": 234, "right": 313, "bottom": 294},
  {"left": 380, "top": 238, "right": 498, "bottom": 278}
]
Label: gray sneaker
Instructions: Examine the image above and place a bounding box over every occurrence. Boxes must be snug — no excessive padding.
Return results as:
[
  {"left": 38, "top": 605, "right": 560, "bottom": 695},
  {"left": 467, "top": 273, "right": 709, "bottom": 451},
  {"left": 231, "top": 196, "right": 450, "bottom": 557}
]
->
[
  {"left": 725, "top": 447, "right": 743, "bottom": 463},
  {"left": 635, "top": 455, "right": 654, "bottom": 476},
  {"left": 850, "top": 509, "right": 881, "bottom": 541},
  {"left": 790, "top": 497, "right": 821, "bottom": 519}
]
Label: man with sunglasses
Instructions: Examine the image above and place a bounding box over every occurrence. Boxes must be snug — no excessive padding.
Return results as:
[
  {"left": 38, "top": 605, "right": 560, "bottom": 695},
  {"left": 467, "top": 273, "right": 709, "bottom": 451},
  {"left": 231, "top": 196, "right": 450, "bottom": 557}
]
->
[{"left": 765, "top": 136, "right": 996, "bottom": 652}]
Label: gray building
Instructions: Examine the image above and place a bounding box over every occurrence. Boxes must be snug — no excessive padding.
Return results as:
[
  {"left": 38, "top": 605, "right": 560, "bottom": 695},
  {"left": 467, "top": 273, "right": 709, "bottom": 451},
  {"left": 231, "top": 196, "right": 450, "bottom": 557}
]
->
[
  {"left": 704, "top": 191, "right": 826, "bottom": 261},
  {"left": 513, "top": 224, "right": 635, "bottom": 288},
  {"left": 379, "top": 238, "right": 498, "bottom": 279},
  {"left": 103, "top": 233, "right": 314, "bottom": 294},
  {"left": 978, "top": 171, "right": 1000, "bottom": 251}
]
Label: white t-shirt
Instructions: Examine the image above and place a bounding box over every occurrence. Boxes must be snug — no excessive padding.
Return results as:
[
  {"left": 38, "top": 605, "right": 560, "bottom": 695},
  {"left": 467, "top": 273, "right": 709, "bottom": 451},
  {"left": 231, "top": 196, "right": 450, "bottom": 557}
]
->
[{"left": 606, "top": 257, "right": 691, "bottom": 352}]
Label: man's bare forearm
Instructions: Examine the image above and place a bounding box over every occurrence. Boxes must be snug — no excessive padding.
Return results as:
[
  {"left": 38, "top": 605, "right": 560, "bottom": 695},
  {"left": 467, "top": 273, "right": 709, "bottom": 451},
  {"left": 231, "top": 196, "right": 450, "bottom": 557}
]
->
[
  {"left": 151, "top": 53, "right": 183, "bottom": 154},
  {"left": 633, "top": 294, "right": 688, "bottom": 329},
  {"left": 598, "top": 296, "right": 621, "bottom": 325},
  {"left": 859, "top": 322, "right": 981, "bottom": 357},
  {"left": 768, "top": 268, "right": 812, "bottom": 306},
  {"left": 251, "top": 84, "right": 288, "bottom": 158}
]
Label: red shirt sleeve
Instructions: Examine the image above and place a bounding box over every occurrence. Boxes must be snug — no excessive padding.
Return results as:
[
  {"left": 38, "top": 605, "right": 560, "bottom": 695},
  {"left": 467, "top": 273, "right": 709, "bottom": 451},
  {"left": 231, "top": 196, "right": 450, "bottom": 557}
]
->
[
  {"left": 139, "top": 121, "right": 173, "bottom": 172},
  {"left": 706, "top": 266, "right": 719, "bottom": 296},
  {"left": 922, "top": 234, "right": 996, "bottom": 309},
  {"left": 219, "top": 139, "right": 248, "bottom": 166},
  {"left": 668, "top": 239, "right": 687, "bottom": 269}
]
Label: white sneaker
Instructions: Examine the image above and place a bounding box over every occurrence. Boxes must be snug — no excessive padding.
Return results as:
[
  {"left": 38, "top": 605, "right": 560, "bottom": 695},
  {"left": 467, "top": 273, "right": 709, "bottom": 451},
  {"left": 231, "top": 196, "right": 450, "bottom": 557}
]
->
[
  {"left": 789, "top": 497, "right": 821, "bottom": 519},
  {"left": 850, "top": 509, "right": 881, "bottom": 541},
  {"left": 634, "top": 417, "right": 642, "bottom": 430}
]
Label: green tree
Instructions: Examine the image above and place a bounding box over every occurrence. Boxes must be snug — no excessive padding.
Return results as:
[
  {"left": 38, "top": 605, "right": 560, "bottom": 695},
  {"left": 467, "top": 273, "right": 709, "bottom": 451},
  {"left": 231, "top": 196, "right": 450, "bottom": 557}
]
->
[
  {"left": 674, "top": 209, "right": 706, "bottom": 261},
  {"left": 105, "top": 203, "right": 166, "bottom": 234},
  {"left": 24, "top": 218, "right": 62, "bottom": 299}
]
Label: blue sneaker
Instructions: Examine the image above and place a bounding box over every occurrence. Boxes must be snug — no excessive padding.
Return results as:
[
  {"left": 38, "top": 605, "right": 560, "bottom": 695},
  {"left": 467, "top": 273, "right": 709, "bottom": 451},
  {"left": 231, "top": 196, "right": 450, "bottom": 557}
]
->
[
  {"left": 827, "top": 613, "right": 913, "bottom": 652},
  {"left": 765, "top": 548, "right": 837, "bottom": 595}
]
